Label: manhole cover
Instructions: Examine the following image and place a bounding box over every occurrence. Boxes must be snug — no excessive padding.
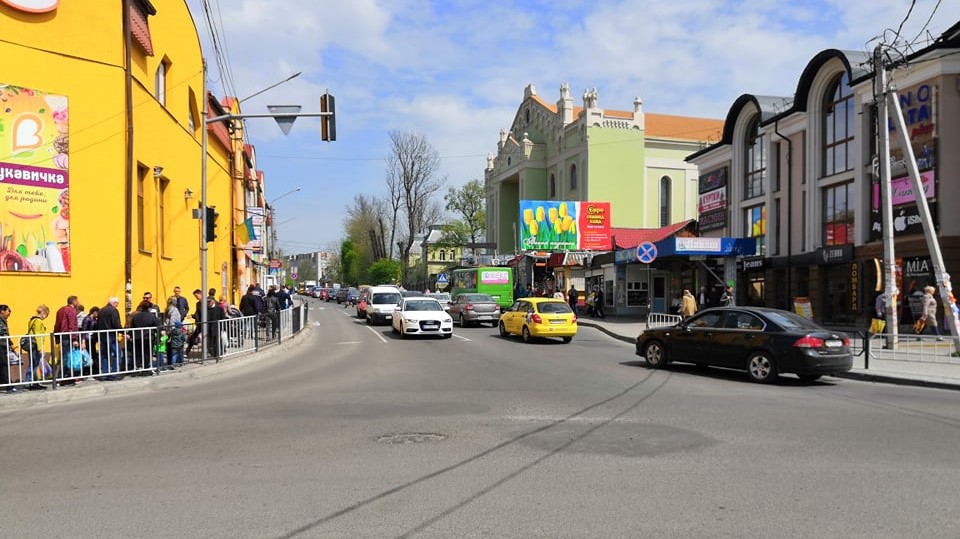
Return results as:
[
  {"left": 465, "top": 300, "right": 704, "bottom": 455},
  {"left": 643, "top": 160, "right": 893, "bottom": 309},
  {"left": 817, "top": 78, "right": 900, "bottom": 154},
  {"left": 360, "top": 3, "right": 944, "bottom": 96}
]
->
[{"left": 376, "top": 433, "right": 447, "bottom": 444}]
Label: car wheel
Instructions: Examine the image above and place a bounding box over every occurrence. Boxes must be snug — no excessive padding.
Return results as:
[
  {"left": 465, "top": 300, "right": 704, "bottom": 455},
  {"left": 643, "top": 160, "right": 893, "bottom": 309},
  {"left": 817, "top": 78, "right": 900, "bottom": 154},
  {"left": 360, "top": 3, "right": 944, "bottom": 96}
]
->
[
  {"left": 392, "top": 324, "right": 398, "bottom": 334},
  {"left": 399, "top": 323, "right": 407, "bottom": 339},
  {"left": 797, "top": 374, "right": 822, "bottom": 383},
  {"left": 459, "top": 314, "right": 467, "bottom": 328},
  {"left": 644, "top": 341, "right": 666, "bottom": 368},
  {"left": 521, "top": 326, "right": 533, "bottom": 343},
  {"left": 561, "top": 336, "right": 573, "bottom": 344},
  {"left": 747, "top": 351, "right": 778, "bottom": 383}
]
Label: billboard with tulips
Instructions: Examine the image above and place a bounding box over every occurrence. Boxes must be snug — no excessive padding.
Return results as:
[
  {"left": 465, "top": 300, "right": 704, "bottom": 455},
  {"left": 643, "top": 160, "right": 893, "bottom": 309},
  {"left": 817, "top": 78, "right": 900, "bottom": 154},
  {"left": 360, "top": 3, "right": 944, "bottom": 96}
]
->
[{"left": 519, "top": 200, "right": 611, "bottom": 251}]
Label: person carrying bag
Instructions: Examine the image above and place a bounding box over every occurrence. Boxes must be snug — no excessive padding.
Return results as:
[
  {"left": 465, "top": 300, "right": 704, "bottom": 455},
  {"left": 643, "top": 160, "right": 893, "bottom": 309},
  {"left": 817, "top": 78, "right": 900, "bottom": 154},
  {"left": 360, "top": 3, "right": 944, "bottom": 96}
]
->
[{"left": 869, "top": 293, "right": 886, "bottom": 335}]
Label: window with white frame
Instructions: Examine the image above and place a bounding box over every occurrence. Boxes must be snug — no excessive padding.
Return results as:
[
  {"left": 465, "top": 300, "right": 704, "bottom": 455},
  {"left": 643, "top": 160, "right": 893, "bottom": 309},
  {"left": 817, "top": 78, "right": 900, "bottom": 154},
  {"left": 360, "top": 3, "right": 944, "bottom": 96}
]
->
[
  {"left": 822, "top": 72, "right": 854, "bottom": 177},
  {"left": 822, "top": 181, "right": 854, "bottom": 246},
  {"left": 659, "top": 176, "right": 671, "bottom": 227},
  {"left": 744, "top": 118, "right": 765, "bottom": 199},
  {"left": 155, "top": 59, "right": 169, "bottom": 106}
]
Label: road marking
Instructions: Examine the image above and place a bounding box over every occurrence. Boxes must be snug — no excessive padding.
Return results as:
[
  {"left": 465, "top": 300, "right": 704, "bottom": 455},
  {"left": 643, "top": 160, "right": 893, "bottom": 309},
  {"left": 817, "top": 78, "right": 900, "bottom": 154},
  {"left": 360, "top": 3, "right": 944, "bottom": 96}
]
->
[
  {"left": 365, "top": 325, "right": 388, "bottom": 343},
  {"left": 336, "top": 341, "right": 361, "bottom": 345},
  {"left": 453, "top": 334, "right": 471, "bottom": 342}
]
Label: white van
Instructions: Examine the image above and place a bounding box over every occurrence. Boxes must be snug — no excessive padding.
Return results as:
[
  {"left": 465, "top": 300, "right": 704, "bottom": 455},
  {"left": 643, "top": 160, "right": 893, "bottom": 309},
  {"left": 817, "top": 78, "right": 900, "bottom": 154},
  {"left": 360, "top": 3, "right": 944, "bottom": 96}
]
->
[{"left": 366, "top": 286, "right": 403, "bottom": 325}]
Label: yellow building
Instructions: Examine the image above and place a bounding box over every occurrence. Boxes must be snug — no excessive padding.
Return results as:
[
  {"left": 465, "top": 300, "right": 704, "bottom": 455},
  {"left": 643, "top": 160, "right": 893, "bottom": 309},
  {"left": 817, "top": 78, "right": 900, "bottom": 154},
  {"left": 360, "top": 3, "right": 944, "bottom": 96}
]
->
[
  {"left": 419, "top": 225, "right": 463, "bottom": 291},
  {"left": 0, "top": 0, "right": 236, "bottom": 332}
]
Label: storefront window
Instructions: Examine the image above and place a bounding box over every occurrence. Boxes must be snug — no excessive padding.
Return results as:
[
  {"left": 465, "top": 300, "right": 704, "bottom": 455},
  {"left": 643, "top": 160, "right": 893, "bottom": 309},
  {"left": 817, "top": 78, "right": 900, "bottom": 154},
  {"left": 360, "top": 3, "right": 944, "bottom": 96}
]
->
[
  {"left": 744, "top": 205, "right": 766, "bottom": 256},
  {"left": 823, "top": 182, "right": 854, "bottom": 246}
]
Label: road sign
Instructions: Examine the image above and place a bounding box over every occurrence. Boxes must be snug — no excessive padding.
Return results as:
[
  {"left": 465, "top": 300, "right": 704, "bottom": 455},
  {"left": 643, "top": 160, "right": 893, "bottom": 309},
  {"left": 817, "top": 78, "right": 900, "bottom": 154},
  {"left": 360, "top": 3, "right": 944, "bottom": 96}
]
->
[
  {"left": 291, "top": 266, "right": 298, "bottom": 280},
  {"left": 436, "top": 272, "right": 449, "bottom": 285},
  {"left": 636, "top": 241, "right": 657, "bottom": 264}
]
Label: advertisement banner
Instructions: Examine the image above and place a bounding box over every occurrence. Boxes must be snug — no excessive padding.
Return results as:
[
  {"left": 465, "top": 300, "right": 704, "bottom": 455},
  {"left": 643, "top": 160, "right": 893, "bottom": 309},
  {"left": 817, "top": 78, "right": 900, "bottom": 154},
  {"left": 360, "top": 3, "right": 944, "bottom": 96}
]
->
[
  {"left": 888, "top": 82, "right": 936, "bottom": 174},
  {"left": 0, "top": 84, "right": 70, "bottom": 273},
  {"left": 869, "top": 202, "right": 937, "bottom": 241},
  {"left": 698, "top": 187, "right": 726, "bottom": 213},
  {"left": 872, "top": 170, "right": 935, "bottom": 209},
  {"left": 519, "top": 200, "right": 611, "bottom": 251},
  {"left": 698, "top": 208, "right": 727, "bottom": 232},
  {"left": 698, "top": 166, "right": 727, "bottom": 194}
]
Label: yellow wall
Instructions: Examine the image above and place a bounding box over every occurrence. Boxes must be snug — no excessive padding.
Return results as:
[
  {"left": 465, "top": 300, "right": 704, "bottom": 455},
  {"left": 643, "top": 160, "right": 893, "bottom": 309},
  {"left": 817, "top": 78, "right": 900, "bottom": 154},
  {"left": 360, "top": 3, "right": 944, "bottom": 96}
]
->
[{"left": 0, "top": 1, "right": 235, "bottom": 333}]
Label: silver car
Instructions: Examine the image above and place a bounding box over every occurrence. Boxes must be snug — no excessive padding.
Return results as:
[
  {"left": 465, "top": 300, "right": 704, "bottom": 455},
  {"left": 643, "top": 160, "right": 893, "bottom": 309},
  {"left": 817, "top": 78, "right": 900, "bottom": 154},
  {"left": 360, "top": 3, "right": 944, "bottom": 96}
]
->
[{"left": 448, "top": 293, "right": 501, "bottom": 327}]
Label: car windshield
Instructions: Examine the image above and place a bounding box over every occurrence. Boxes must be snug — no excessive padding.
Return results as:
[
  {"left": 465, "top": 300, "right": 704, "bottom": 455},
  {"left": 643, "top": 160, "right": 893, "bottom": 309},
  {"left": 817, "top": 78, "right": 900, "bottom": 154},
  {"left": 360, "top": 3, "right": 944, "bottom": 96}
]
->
[
  {"left": 373, "top": 293, "right": 402, "bottom": 304},
  {"left": 463, "top": 294, "right": 494, "bottom": 303},
  {"left": 538, "top": 301, "right": 572, "bottom": 314},
  {"left": 405, "top": 300, "right": 443, "bottom": 312},
  {"left": 429, "top": 293, "right": 451, "bottom": 302},
  {"left": 763, "top": 310, "right": 822, "bottom": 330}
]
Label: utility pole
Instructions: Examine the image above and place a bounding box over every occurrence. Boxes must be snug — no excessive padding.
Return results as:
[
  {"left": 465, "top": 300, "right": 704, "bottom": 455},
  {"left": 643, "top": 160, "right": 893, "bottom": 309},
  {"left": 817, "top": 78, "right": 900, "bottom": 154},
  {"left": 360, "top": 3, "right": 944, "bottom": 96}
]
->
[{"left": 875, "top": 46, "right": 898, "bottom": 347}]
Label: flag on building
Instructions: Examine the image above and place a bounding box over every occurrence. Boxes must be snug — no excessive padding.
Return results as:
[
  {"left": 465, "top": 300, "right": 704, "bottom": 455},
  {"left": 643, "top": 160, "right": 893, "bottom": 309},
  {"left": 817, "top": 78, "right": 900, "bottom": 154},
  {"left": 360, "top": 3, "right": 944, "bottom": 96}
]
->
[{"left": 235, "top": 218, "right": 256, "bottom": 244}]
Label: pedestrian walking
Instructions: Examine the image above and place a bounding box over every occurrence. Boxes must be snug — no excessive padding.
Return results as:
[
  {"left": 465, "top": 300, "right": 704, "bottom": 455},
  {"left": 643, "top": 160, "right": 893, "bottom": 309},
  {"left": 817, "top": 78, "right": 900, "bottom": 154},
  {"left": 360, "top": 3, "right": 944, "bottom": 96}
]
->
[
  {"left": 594, "top": 286, "right": 606, "bottom": 319},
  {"left": 173, "top": 286, "right": 189, "bottom": 319},
  {"left": 0, "top": 304, "right": 15, "bottom": 392},
  {"left": 680, "top": 288, "right": 698, "bottom": 319},
  {"left": 720, "top": 285, "right": 735, "bottom": 307},
  {"left": 128, "top": 300, "right": 161, "bottom": 371},
  {"left": 96, "top": 297, "right": 123, "bottom": 379},
  {"left": 54, "top": 295, "right": 80, "bottom": 381},
  {"left": 921, "top": 286, "right": 942, "bottom": 340},
  {"left": 23, "top": 305, "right": 50, "bottom": 389},
  {"left": 567, "top": 285, "right": 579, "bottom": 317}
]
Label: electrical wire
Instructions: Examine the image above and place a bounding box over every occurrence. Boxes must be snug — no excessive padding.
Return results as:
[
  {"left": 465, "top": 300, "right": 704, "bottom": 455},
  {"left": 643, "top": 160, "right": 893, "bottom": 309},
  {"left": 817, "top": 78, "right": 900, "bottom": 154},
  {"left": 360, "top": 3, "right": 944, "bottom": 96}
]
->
[
  {"left": 891, "top": 0, "right": 917, "bottom": 47},
  {"left": 907, "top": 0, "right": 943, "bottom": 48}
]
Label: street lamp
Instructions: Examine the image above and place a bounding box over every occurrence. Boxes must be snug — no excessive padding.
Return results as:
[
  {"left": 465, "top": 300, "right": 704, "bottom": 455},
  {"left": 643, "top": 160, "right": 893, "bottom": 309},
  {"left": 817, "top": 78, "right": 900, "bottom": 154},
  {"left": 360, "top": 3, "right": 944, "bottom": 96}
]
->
[
  {"left": 199, "top": 70, "right": 335, "bottom": 363},
  {"left": 268, "top": 186, "right": 301, "bottom": 207}
]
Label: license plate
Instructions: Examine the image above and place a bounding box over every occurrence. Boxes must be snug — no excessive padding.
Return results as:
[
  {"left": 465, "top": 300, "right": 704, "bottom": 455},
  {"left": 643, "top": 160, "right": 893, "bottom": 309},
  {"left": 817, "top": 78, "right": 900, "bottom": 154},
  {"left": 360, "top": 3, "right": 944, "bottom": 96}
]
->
[
  {"left": 423, "top": 323, "right": 438, "bottom": 328},
  {"left": 385, "top": 315, "right": 392, "bottom": 319},
  {"left": 550, "top": 319, "right": 565, "bottom": 325},
  {"left": 479, "top": 315, "right": 490, "bottom": 319},
  {"left": 824, "top": 339, "right": 842, "bottom": 348}
]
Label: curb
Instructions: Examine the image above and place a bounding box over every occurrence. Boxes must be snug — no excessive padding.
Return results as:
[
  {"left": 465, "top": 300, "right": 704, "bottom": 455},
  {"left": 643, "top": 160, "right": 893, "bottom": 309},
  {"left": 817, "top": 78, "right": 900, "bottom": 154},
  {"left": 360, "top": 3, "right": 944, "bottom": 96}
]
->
[
  {"left": 578, "top": 321, "right": 637, "bottom": 345},
  {"left": 833, "top": 370, "right": 960, "bottom": 392},
  {"left": 0, "top": 325, "right": 315, "bottom": 410}
]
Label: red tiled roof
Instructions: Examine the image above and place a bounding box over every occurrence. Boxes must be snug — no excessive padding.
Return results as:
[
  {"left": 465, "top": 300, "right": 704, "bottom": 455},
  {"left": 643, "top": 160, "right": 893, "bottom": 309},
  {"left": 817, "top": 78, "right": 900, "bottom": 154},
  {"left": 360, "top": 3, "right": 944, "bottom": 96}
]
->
[{"left": 611, "top": 220, "right": 697, "bottom": 249}]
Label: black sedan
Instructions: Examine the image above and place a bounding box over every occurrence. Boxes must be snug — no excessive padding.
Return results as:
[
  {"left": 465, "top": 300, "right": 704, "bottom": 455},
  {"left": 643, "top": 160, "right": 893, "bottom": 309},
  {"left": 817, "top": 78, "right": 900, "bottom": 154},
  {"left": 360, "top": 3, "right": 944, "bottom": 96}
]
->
[{"left": 635, "top": 307, "right": 853, "bottom": 383}]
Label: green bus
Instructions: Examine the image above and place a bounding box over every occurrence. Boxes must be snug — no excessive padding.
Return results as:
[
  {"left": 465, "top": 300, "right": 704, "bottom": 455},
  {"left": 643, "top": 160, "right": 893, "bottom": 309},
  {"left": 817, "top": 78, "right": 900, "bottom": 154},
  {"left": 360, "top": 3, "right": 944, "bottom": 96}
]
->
[{"left": 450, "top": 267, "right": 514, "bottom": 309}]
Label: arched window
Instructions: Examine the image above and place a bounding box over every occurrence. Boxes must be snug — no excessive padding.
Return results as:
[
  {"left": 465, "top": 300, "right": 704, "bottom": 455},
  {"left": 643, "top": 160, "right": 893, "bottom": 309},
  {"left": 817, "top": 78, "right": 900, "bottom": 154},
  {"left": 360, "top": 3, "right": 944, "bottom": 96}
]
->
[
  {"left": 823, "top": 72, "right": 854, "bottom": 176},
  {"left": 569, "top": 163, "right": 578, "bottom": 191},
  {"left": 659, "top": 176, "right": 672, "bottom": 226},
  {"left": 549, "top": 173, "right": 556, "bottom": 198},
  {"left": 744, "top": 117, "right": 765, "bottom": 199},
  {"left": 439, "top": 250, "right": 445, "bottom": 261},
  {"left": 449, "top": 250, "right": 455, "bottom": 261}
]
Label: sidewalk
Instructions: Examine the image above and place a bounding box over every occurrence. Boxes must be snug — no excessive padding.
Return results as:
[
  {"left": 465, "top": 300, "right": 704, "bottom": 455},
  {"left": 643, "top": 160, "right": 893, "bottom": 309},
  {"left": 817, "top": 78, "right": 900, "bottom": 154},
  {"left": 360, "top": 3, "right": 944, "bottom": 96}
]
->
[
  {"left": 0, "top": 325, "right": 314, "bottom": 410},
  {"left": 578, "top": 315, "right": 960, "bottom": 391}
]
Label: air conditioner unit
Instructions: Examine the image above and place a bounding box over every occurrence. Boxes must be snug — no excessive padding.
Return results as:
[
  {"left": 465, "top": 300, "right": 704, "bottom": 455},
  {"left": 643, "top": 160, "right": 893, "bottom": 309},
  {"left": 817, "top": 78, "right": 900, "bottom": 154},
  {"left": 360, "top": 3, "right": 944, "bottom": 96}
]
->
[{"left": 491, "top": 258, "right": 501, "bottom": 266}]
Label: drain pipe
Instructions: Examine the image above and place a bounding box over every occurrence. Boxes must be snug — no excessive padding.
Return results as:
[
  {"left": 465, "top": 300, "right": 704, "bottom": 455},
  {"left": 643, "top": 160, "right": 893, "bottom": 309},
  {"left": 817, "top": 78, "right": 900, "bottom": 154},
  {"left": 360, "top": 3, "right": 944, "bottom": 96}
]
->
[
  {"left": 122, "top": 0, "right": 134, "bottom": 315},
  {"left": 773, "top": 117, "right": 793, "bottom": 310}
]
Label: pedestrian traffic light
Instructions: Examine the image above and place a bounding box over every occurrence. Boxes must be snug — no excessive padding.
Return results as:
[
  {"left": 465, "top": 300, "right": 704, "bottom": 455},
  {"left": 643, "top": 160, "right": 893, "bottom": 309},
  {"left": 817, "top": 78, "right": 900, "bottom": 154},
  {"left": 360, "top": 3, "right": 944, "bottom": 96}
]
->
[
  {"left": 321, "top": 92, "right": 336, "bottom": 142},
  {"left": 205, "top": 206, "right": 218, "bottom": 242}
]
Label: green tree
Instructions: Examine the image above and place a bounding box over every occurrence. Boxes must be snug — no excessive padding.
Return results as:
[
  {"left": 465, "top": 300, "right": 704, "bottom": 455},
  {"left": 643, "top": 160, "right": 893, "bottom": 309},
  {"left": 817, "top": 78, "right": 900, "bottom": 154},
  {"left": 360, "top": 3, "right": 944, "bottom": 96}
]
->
[
  {"left": 443, "top": 179, "right": 486, "bottom": 251},
  {"left": 340, "top": 240, "right": 359, "bottom": 286},
  {"left": 368, "top": 258, "right": 401, "bottom": 285}
]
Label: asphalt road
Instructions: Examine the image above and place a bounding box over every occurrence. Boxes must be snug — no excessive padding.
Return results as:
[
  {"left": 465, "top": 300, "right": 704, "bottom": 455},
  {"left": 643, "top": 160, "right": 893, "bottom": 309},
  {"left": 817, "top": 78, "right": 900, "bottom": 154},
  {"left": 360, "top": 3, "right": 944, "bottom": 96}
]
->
[{"left": 2, "top": 297, "right": 959, "bottom": 538}]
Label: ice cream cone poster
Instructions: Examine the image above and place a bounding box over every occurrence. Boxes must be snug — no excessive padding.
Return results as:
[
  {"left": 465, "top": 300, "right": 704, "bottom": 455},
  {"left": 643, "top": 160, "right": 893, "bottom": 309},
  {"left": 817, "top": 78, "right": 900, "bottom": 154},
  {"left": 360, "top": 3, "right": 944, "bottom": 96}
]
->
[{"left": 0, "top": 83, "right": 70, "bottom": 274}]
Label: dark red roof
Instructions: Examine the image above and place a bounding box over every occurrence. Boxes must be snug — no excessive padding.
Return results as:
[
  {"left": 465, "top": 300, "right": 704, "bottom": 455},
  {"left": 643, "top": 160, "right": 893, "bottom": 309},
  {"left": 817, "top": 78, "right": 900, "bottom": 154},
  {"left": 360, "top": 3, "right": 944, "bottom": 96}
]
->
[{"left": 611, "top": 220, "right": 697, "bottom": 249}]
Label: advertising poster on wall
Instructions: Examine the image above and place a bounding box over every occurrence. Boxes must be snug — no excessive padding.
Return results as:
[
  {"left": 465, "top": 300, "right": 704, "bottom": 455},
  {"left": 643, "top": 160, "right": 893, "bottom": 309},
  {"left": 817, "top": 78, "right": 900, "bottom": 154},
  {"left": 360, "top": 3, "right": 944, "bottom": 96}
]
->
[
  {"left": 519, "top": 200, "right": 611, "bottom": 251},
  {"left": 0, "top": 84, "right": 70, "bottom": 273}
]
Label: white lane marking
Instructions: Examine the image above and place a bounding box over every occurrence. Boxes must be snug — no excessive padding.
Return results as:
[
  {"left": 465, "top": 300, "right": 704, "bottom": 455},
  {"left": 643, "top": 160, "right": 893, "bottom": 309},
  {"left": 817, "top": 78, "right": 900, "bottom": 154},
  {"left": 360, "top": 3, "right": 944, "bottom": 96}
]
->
[
  {"left": 365, "top": 325, "right": 388, "bottom": 343},
  {"left": 336, "top": 341, "right": 362, "bottom": 345},
  {"left": 503, "top": 415, "right": 645, "bottom": 423},
  {"left": 453, "top": 333, "right": 471, "bottom": 342}
]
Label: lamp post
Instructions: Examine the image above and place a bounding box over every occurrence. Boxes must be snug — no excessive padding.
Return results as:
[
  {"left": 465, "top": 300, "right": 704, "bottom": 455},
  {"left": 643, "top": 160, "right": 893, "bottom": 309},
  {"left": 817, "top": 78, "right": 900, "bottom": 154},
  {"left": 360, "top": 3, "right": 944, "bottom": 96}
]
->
[{"left": 199, "top": 68, "right": 335, "bottom": 363}]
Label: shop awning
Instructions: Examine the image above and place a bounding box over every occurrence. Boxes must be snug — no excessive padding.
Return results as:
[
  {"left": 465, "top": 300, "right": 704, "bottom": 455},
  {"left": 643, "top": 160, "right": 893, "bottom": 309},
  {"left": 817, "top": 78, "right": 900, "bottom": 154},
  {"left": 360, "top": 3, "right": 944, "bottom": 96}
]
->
[
  {"left": 611, "top": 220, "right": 697, "bottom": 249},
  {"left": 547, "top": 252, "right": 591, "bottom": 268}
]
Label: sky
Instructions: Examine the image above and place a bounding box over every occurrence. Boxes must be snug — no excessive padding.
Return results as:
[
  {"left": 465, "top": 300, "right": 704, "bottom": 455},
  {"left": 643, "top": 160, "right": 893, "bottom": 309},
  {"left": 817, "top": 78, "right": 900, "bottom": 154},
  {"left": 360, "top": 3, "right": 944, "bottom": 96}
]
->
[{"left": 185, "top": 0, "right": 959, "bottom": 257}]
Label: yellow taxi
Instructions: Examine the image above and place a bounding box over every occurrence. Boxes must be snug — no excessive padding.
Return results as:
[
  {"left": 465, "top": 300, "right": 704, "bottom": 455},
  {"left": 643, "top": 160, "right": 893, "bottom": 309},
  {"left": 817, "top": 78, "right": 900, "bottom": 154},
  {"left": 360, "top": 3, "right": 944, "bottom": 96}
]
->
[{"left": 498, "top": 297, "right": 577, "bottom": 344}]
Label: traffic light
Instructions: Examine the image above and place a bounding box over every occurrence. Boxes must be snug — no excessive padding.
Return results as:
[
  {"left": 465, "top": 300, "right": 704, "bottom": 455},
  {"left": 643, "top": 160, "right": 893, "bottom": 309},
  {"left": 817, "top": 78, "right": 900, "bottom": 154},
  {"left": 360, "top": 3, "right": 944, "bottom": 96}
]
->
[
  {"left": 205, "top": 206, "right": 218, "bottom": 243},
  {"left": 321, "top": 92, "right": 336, "bottom": 142}
]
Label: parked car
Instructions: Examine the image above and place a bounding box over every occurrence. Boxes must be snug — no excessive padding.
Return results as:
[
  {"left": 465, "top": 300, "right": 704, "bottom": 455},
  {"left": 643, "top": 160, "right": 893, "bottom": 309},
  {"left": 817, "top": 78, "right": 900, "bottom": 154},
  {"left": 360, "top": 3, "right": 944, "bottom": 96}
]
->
[
  {"left": 391, "top": 297, "right": 453, "bottom": 339},
  {"left": 326, "top": 288, "right": 339, "bottom": 302},
  {"left": 498, "top": 297, "right": 576, "bottom": 343},
  {"left": 312, "top": 287, "right": 326, "bottom": 299},
  {"left": 336, "top": 287, "right": 359, "bottom": 304},
  {"left": 427, "top": 292, "right": 452, "bottom": 313},
  {"left": 366, "top": 286, "right": 404, "bottom": 324},
  {"left": 448, "top": 293, "right": 501, "bottom": 327},
  {"left": 635, "top": 306, "right": 853, "bottom": 384}
]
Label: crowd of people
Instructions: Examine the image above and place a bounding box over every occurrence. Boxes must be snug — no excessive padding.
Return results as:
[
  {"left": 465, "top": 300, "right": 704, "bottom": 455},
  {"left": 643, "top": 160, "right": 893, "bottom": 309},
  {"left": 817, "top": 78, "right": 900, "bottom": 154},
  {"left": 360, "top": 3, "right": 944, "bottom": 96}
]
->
[{"left": 0, "top": 284, "right": 295, "bottom": 393}]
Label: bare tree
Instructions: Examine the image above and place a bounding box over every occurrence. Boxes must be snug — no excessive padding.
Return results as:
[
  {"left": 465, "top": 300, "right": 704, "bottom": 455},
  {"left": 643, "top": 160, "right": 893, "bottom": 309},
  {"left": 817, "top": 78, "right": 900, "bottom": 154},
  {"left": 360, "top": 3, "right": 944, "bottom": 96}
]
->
[{"left": 385, "top": 130, "right": 445, "bottom": 284}]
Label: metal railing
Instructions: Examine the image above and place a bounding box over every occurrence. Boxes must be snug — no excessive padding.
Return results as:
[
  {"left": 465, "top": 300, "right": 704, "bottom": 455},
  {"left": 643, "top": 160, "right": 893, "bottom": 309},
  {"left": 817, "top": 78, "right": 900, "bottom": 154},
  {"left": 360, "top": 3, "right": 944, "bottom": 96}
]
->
[
  {"left": 645, "top": 313, "right": 683, "bottom": 330},
  {"left": 861, "top": 332, "right": 960, "bottom": 366},
  {"left": 2, "top": 303, "right": 308, "bottom": 392}
]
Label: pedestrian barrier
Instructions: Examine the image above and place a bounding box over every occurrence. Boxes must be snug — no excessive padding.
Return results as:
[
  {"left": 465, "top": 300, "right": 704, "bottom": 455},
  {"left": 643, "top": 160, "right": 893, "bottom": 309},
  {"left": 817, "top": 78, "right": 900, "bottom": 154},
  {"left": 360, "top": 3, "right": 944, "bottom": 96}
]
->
[
  {"left": 645, "top": 312, "right": 683, "bottom": 330},
  {"left": 1, "top": 303, "right": 309, "bottom": 393},
  {"left": 863, "top": 332, "right": 960, "bottom": 365}
]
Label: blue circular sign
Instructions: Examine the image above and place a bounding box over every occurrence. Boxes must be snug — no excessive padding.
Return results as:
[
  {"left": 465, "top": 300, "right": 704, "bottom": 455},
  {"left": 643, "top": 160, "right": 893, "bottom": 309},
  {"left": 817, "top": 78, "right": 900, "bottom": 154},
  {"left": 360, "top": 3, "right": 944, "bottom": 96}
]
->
[{"left": 636, "top": 242, "right": 657, "bottom": 264}]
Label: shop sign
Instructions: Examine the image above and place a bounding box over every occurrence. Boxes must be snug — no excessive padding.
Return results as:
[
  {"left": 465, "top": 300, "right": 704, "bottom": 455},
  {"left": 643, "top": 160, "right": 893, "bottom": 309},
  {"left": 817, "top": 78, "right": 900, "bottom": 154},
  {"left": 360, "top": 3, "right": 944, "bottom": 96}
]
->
[
  {"left": 887, "top": 82, "right": 936, "bottom": 174},
  {"left": 817, "top": 244, "right": 853, "bottom": 264},
  {"left": 698, "top": 209, "right": 726, "bottom": 232},
  {"left": 0, "top": 0, "right": 58, "bottom": 13},
  {"left": 850, "top": 262, "right": 859, "bottom": 311},
  {"left": 519, "top": 200, "right": 611, "bottom": 251},
  {"left": 740, "top": 256, "right": 767, "bottom": 272},
  {"left": 869, "top": 202, "right": 938, "bottom": 241},
  {"left": 698, "top": 187, "right": 726, "bottom": 213},
  {"left": 0, "top": 83, "right": 70, "bottom": 274},
  {"left": 872, "top": 170, "right": 935, "bottom": 209},
  {"left": 698, "top": 166, "right": 727, "bottom": 194},
  {"left": 902, "top": 255, "right": 934, "bottom": 289},
  {"left": 676, "top": 237, "right": 722, "bottom": 253}
]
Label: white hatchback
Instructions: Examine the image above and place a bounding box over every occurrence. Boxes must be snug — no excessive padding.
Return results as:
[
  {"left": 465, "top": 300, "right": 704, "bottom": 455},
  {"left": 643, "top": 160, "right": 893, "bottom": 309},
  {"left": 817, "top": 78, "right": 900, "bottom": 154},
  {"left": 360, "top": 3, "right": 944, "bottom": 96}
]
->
[{"left": 391, "top": 298, "right": 454, "bottom": 339}]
